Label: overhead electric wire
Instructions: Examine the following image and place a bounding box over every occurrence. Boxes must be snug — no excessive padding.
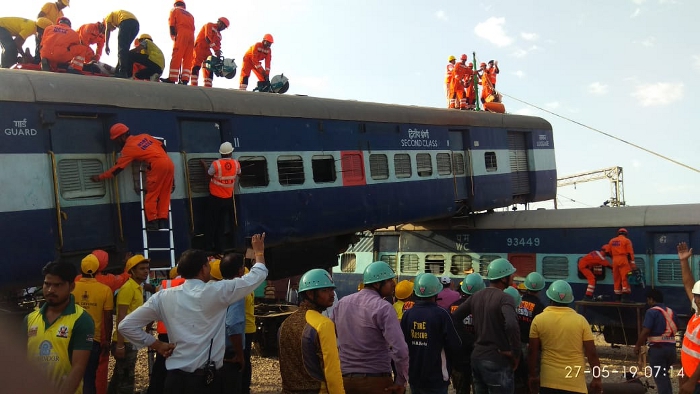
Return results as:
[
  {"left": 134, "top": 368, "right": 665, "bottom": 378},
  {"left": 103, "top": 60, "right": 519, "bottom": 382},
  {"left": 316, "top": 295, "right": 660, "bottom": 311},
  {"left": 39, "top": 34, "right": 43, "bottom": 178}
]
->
[{"left": 499, "top": 92, "right": 700, "bottom": 174}]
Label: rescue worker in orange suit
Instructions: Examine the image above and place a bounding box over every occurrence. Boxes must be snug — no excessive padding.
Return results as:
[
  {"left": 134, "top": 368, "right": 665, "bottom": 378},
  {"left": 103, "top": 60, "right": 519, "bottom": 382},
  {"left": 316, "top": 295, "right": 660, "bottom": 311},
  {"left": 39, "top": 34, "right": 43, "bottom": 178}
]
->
[
  {"left": 103, "top": 10, "right": 140, "bottom": 78},
  {"left": 200, "top": 141, "right": 241, "bottom": 253},
  {"left": 162, "top": 1, "right": 195, "bottom": 84},
  {"left": 91, "top": 123, "right": 175, "bottom": 231},
  {"left": 77, "top": 21, "right": 106, "bottom": 63},
  {"left": 39, "top": 17, "right": 91, "bottom": 73},
  {"left": 608, "top": 228, "right": 636, "bottom": 302},
  {"left": 0, "top": 17, "right": 48, "bottom": 68},
  {"left": 445, "top": 55, "right": 456, "bottom": 108},
  {"left": 130, "top": 34, "right": 164, "bottom": 81},
  {"left": 239, "top": 34, "right": 274, "bottom": 90},
  {"left": 190, "top": 17, "right": 228, "bottom": 87},
  {"left": 35, "top": 0, "right": 69, "bottom": 62},
  {"left": 449, "top": 54, "right": 471, "bottom": 110},
  {"left": 465, "top": 62, "right": 477, "bottom": 109},
  {"left": 579, "top": 245, "right": 613, "bottom": 301}
]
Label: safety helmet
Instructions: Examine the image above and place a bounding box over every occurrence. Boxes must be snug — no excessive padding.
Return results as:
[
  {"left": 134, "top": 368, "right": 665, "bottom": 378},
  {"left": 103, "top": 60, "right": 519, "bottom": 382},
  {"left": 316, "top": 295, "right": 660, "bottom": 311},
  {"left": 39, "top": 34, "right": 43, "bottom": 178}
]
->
[
  {"left": 488, "top": 59, "right": 495, "bottom": 64},
  {"left": 57, "top": 17, "right": 71, "bottom": 27},
  {"left": 448, "top": 55, "right": 456, "bottom": 62},
  {"left": 395, "top": 280, "right": 413, "bottom": 300},
  {"left": 460, "top": 54, "right": 468, "bottom": 61},
  {"left": 36, "top": 17, "right": 53, "bottom": 29},
  {"left": 299, "top": 269, "right": 336, "bottom": 293},
  {"left": 693, "top": 280, "right": 700, "bottom": 295},
  {"left": 363, "top": 261, "right": 396, "bottom": 284},
  {"left": 618, "top": 228, "right": 628, "bottom": 235},
  {"left": 504, "top": 286, "right": 521, "bottom": 305},
  {"left": 601, "top": 244, "right": 611, "bottom": 253},
  {"left": 137, "top": 34, "right": 153, "bottom": 41},
  {"left": 468, "top": 62, "right": 473, "bottom": 68},
  {"left": 461, "top": 273, "right": 485, "bottom": 295},
  {"left": 414, "top": 273, "right": 441, "bottom": 298},
  {"left": 124, "top": 254, "right": 150, "bottom": 274},
  {"left": 517, "top": 282, "right": 527, "bottom": 291},
  {"left": 263, "top": 33, "right": 274, "bottom": 43},
  {"left": 480, "top": 62, "right": 486, "bottom": 67},
  {"left": 218, "top": 17, "right": 230, "bottom": 28},
  {"left": 81, "top": 254, "right": 99, "bottom": 275},
  {"left": 169, "top": 266, "right": 179, "bottom": 279},
  {"left": 61, "top": 0, "right": 70, "bottom": 6},
  {"left": 174, "top": 1, "right": 186, "bottom": 7},
  {"left": 524, "top": 272, "right": 545, "bottom": 291},
  {"left": 546, "top": 280, "right": 574, "bottom": 304},
  {"left": 209, "top": 259, "right": 222, "bottom": 280},
  {"left": 219, "top": 141, "right": 234, "bottom": 154},
  {"left": 486, "top": 258, "right": 516, "bottom": 280},
  {"left": 440, "top": 276, "right": 451, "bottom": 285},
  {"left": 92, "top": 249, "right": 109, "bottom": 272},
  {"left": 109, "top": 123, "right": 129, "bottom": 140}
]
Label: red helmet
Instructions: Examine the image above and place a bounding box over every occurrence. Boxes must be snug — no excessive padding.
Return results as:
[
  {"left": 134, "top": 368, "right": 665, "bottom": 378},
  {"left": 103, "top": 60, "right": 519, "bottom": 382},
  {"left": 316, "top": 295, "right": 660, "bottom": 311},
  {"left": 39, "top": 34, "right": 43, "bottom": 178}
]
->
[
  {"left": 109, "top": 123, "right": 129, "bottom": 140},
  {"left": 618, "top": 228, "right": 628, "bottom": 235},
  {"left": 57, "top": 17, "right": 71, "bottom": 27},
  {"left": 480, "top": 62, "right": 486, "bottom": 67},
  {"left": 92, "top": 249, "right": 109, "bottom": 272},
  {"left": 218, "top": 17, "right": 230, "bottom": 28},
  {"left": 460, "top": 54, "right": 467, "bottom": 61},
  {"left": 263, "top": 33, "right": 274, "bottom": 43}
]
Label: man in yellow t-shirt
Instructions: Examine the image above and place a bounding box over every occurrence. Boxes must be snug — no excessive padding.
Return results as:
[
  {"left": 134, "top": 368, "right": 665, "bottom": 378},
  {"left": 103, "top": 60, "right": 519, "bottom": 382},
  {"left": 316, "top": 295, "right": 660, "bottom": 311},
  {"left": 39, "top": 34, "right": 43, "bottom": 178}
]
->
[
  {"left": 108, "top": 254, "right": 149, "bottom": 394},
  {"left": 103, "top": 10, "right": 139, "bottom": 78},
  {"left": 73, "top": 254, "right": 114, "bottom": 394},
  {"left": 528, "top": 280, "right": 602, "bottom": 394},
  {"left": 35, "top": 1, "right": 69, "bottom": 62},
  {"left": 0, "top": 17, "right": 41, "bottom": 68}
]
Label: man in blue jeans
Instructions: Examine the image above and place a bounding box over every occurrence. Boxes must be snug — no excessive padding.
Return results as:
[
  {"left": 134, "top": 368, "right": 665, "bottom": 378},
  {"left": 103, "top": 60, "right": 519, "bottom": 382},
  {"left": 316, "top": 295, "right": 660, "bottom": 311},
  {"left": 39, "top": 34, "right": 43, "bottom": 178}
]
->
[
  {"left": 453, "top": 259, "right": 521, "bottom": 394},
  {"left": 634, "top": 288, "right": 678, "bottom": 394}
]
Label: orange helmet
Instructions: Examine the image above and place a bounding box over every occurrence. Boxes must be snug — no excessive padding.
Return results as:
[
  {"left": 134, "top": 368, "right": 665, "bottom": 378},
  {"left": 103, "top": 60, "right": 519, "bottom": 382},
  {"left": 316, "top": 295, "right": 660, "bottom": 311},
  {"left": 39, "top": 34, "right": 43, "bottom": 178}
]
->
[
  {"left": 91, "top": 249, "right": 109, "bottom": 272},
  {"left": 468, "top": 62, "right": 473, "bottom": 68},
  {"left": 218, "top": 17, "right": 230, "bottom": 28},
  {"left": 263, "top": 33, "right": 274, "bottom": 43},
  {"left": 480, "top": 62, "right": 486, "bottom": 67},
  {"left": 618, "top": 228, "right": 628, "bottom": 235},
  {"left": 460, "top": 54, "right": 467, "bottom": 61},
  {"left": 109, "top": 123, "right": 129, "bottom": 140}
]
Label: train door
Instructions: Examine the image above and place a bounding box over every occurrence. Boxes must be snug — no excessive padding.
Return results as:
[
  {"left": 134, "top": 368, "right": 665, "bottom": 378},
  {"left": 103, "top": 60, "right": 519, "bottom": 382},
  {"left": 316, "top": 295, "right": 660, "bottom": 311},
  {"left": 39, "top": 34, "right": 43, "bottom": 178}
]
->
[
  {"left": 49, "top": 116, "right": 117, "bottom": 252},
  {"left": 507, "top": 131, "right": 530, "bottom": 200},
  {"left": 448, "top": 130, "right": 471, "bottom": 202}
]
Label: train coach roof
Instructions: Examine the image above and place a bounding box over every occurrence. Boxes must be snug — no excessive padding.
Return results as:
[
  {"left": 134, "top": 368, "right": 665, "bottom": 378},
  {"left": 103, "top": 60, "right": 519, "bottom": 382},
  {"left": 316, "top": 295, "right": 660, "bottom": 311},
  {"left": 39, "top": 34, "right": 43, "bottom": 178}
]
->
[{"left": 0, "top": 70, "right": 551, "bottom": 130}]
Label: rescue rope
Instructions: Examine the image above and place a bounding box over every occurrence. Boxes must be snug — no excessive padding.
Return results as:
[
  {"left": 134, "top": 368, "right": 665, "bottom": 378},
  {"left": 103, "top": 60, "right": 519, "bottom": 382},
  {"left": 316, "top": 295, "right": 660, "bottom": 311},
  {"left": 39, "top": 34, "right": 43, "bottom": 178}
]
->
[{"left": 499, "top": 92, "right": 700, "bottom": 174}]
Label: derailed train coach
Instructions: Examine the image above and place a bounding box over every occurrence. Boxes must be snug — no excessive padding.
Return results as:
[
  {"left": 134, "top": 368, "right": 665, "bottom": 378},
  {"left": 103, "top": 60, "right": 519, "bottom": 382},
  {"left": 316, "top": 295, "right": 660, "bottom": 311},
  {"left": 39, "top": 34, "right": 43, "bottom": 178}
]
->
[{"left": 0, "top": 69, "right": 556, "bottom": 294}]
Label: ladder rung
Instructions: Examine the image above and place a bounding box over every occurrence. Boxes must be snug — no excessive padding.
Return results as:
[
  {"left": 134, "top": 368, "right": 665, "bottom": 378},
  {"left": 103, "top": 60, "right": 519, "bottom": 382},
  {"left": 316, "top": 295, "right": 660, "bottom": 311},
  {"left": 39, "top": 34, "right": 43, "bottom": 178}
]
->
[{"left": 148, "top": 247, "right": 174, "bottom": 251}]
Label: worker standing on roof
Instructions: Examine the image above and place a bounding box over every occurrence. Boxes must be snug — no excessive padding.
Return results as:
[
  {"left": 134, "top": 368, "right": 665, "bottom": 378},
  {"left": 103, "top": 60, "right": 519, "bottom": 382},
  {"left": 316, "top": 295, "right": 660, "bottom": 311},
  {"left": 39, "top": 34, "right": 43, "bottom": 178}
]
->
[
  {"left": 239, "top": 34, "right": 273, "bottom": 90},
  {"left": 608, "top": 228, "right": 636, "bottom": 302},
  {"left": 162, "top": 1, "right": 195, "bottom": 84},
  {"left": 578, "top": 245, "right": 612, "bottom": 301},
  {"left": 103, "top": 10, "right": 139, "bottom": 78},
  {"left": 91, "top": 123, "right": 175, "bottom": 231},
  {"left": 0, "top": 17, "right": 49, "bottom": 68},
  {"left": 190, "top": 17, "right": 228, "bottom": 87},
  {"left": 35, "top": 0, "right": 69, "bottom": 62},
  {"left": 77, "top": 21, "right": 106, "bottom": 63},
  {"left": 200, "top": 141, "right": 241, "bottom": 253},
  {"left": 39, "top": 17, "right": 90, "bottom": 73},
  {"left": 445, "top": 55, "right": 456, "bottom": 108},
  {"left": 130, "top": 34, "right": 164, "bottom": 81},
  {"left": 449, "top": 55, "right": 471, "bottom": 110}
]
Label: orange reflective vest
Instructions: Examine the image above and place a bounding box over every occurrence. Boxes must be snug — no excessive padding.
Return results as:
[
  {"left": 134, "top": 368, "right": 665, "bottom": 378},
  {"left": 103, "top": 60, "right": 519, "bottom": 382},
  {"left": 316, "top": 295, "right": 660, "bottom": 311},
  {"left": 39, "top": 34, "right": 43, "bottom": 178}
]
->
[
  {"left": 682, "top": 313, "right": 700, "bottom": 380},
  {"left": 445, "top": 63, "right": 454, "bottom": 84},
  {"left": 647, "top": 306, "right": 677, "bottom": 344},
  {"left": 209, "top": 158, "right": 240, "bottom": 199},
  {"left": 156, "top": 277, "right": 185, "bottom": 334}
]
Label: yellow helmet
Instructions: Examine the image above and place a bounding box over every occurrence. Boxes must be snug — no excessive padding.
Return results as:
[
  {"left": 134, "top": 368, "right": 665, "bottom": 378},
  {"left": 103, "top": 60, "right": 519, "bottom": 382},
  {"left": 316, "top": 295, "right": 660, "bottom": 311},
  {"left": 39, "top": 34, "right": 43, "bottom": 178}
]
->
[
  {"left": 61, "top": 0, "right": 70, "bottom": 6},
  {"left": 138, "top": 34, "right": 153, "bottom": 41},
  {"left": 395, "top": 280, "right": 414, "bottom": 300},
  {"left": 448, "top": 55, "right": 456, "bottom": 62}
]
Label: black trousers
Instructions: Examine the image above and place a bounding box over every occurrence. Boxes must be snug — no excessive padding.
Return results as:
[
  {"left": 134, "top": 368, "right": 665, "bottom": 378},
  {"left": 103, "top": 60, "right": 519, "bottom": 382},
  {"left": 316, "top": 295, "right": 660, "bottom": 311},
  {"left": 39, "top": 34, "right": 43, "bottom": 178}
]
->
[
  {"left": 116, "top": 19, "right": 139, "bottom": 76},
  {"left": 221, "top": 360, "right": 243, "bottom": 394},
  {"left": 204, "top": 195, "right": 234, "bottom": 253},
  {"left": 241, "top": 333, "right": 255, "bottom": 394},
  {"left": 147, "top": 334, "right": 170, "bottom": 394},
  {"left": 164, "top": 368, "right": 222, "bottom": 394},
  {"left": 130, "top": 51, "right": 163, "bottom": 80},
  {"left": 0, "top": 28, "right": 17, "bottom": 68}
]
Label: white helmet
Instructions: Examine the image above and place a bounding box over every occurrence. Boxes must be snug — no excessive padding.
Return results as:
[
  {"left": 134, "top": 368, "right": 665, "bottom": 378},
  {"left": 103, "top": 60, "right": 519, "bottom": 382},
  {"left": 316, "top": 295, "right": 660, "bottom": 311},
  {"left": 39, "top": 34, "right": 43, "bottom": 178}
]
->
[
  {"left": 440, "top": 276, "right": 451, "bottom": 285},
  {"left": 693, "top": 280, "right": 700, "bottom": 295},
  {"left": 219, "top": 142, "right": 234, "bottom": 155}
]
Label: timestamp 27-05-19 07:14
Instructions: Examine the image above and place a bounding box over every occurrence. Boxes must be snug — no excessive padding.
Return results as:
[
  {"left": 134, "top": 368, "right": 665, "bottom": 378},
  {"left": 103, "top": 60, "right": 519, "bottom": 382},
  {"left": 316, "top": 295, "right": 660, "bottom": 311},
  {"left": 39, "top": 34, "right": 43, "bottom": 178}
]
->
[{"left": 564, "top": 365, "right": 685, "bottom": 379}]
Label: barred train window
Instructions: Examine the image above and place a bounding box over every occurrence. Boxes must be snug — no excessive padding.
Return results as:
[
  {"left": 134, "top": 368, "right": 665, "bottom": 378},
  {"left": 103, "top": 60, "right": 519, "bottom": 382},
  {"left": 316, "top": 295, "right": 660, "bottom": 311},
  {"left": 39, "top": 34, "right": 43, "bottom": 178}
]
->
[
  {"left": 187, "top": 158, "right": 215, "bottom": 193},
  {"left": 657, "top": 259, "right": 682, "bottom": 283},
  {"left": 380, "top": 254, "right": 397, "bottom": 272},
  {"left": 312, "top": 155, "right": 336, "bottom": 183},
  {"left": 485, "top": 152, "right": 497, "bottom": 172},
  {"left": 425, "top": 254, "right": 445, "bottom": 275},
  {"left": 542, "top": 256, "right": 569, "bottom": 279},
  {"left": 416, "top": 153, "right": 433, "bottom": 177},
  {"left": 369, "top": 154, "right": 389, "bottom": 180},
  {"left": 436, "top": 153, "right": 452, "bottom": 175},
  {"left": 278, "top": 155, "right": 305, "bottom": 186},
  {"left": 340, "top": 253, "right": 357, "bottom": 273},
  {"left": 453, "top": 153, "right": 465, "bottom": 175},
  {"left": 479, "top": 255, "right": 501, "bottom": 276},
  {"left": 239, "top": 156, "right": 269, "bottom": 187},
  {"left": 451, "top": 255, "right": 473, "bottom": 275},
  {"left": 58, "top": 159, "right": 106, "bottom": 199},
  {"left": 400, "top": 254, "right": 419, "bottom": 273},
  {"left": 394, "top": 154, "right": 412, "bottom": 178}
]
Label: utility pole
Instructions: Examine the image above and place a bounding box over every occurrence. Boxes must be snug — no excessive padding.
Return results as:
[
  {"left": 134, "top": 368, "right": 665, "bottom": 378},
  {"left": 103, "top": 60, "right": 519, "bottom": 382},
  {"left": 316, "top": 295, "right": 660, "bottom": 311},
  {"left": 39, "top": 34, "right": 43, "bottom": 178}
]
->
[{"left": 555, "top": 166, "right": 625, "bottom": 208}]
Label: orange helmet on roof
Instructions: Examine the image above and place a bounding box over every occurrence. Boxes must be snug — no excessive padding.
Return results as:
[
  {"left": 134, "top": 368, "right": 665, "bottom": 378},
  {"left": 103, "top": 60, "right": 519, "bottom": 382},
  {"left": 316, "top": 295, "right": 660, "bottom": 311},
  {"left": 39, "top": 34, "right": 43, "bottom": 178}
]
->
[
  {"left": 263, "top": 33, "right": 274, "bottom": 43},
  {"left": 109, "top": 123, "right": 129, "bottom": 140},
  {"left": 618, "top": 228, "right": 628, "bottom": 235},
  {"left": 218, "top": 17, "right": 230, "bottom": 28},
  {"left": 480, "top": 62, "right": 486, "bottom": 67},
  {"left": 460, "top": 54, "right": 467, "bottom": 61}
]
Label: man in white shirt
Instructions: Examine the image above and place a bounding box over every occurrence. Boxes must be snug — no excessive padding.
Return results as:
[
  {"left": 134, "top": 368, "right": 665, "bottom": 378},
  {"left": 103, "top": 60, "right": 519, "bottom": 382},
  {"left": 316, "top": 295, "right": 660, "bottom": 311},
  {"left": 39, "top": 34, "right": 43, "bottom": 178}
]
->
[{"left": 118, "top": 233, "right": 268, "bottom": 394}]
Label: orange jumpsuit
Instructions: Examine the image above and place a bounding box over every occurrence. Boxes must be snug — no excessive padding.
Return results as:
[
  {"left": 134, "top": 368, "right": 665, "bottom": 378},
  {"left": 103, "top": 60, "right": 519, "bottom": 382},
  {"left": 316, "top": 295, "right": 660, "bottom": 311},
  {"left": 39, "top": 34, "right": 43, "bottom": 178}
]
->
[
  {"left": 167, "top": 5, "right": 195, "bottom": 83},
  {"left": 40, "top": 24, "right": 91, "bottom": 71},
  {"left": 445, "top": 62, "right": 455, "bottom": 104},
  {"left": 578, "top": 251, "right": 612, "bottom": 298},
  {"left": 608, "top": 235, "right": 635, "bottom": 295},
  {"left": 239, "top": 41, "right": 271, "bottom": 90},
  {"left": 97, "top": 134, "right": 175, "bottom": 221},
  {"left": 190, "top": 22, "right": 221, "bottom": 87},
  {"left": 77, "top": 23, "right": 105, "bottom": 62},
  {"left": 450, "top": 62, "right": 471, "bottom": 109}
]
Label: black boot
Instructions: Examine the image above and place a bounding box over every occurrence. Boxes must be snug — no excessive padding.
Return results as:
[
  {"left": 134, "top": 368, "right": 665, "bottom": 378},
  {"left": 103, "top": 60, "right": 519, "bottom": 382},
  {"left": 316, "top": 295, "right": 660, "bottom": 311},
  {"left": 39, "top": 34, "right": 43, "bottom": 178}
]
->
[
  {"left": 146, "top": 220, "right": 159, "bottom": 231},
  {"left": 615, "top": 294, "right": 622, "bottom": 302},
  {"left": 582, "top": 295, "right": 594, "bottom": 302},
  {"left": 621, "top": 294, "right": 632, "bottom": 303}
]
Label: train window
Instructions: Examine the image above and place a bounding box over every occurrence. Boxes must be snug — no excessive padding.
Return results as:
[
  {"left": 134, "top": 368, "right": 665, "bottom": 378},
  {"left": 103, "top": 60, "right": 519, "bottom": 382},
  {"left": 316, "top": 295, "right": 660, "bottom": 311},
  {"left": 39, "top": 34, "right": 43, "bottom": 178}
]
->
[
  {"left": 369, "top": 154, "right": 389, "bottom": 180},
  {"left": 394, "top": 154, "right": 412, "bottom": 178},
  {"left": 453, "top": 153, "right": 465, "bottom": 175},
  {"left": 340, "top": 253, "right": 357, "bottom": 273},
  {"left": 437, "top": 153, "right": 452, "bottom": 175},
  {"left": 57, "top": 159, "right": 106, "bottom": 199},
  {"left": 278, "top": 155, "right": 305, "bottom": 186},
  {"left": 657, "top": 259, "right": 682, "bottom": 283},
  {"left": 239, "top": 156, "right": 269, "bottom": 187},
  {"left": 400, "top": 254, "right": 419, "bottom": 273},
  {"left": 451, "top": 255, "right": 473, "bottom": 275},
  {"left": 479, "top": 255, "right": 501, "bottom": 276},
  {"left": 416, "top": 153, "right": 433, "bottom": 177},
  {"left": 542, "top": 256, "right": 569, "bottom": 279},
  {"left": 425, "top": 254, "right": 445, "bottom": 275},
  {"left": 380, "top": 255, "right": 397, "bottom": 272},
  {"left": 485, "top": 152, "right": 497, "bottom": 172},
  {"left": 187, "top": 158, "right": 215, "bottom": 193},
  {"left": 312, "top": 155, "right": 336, "bottom": 183}
]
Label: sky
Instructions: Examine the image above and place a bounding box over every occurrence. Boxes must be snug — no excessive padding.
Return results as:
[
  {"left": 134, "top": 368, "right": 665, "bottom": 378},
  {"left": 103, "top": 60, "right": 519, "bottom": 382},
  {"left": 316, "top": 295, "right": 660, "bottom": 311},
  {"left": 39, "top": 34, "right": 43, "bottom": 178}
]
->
[{"left": 6, "top": 0, "right": 700, "bottom": 209}]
